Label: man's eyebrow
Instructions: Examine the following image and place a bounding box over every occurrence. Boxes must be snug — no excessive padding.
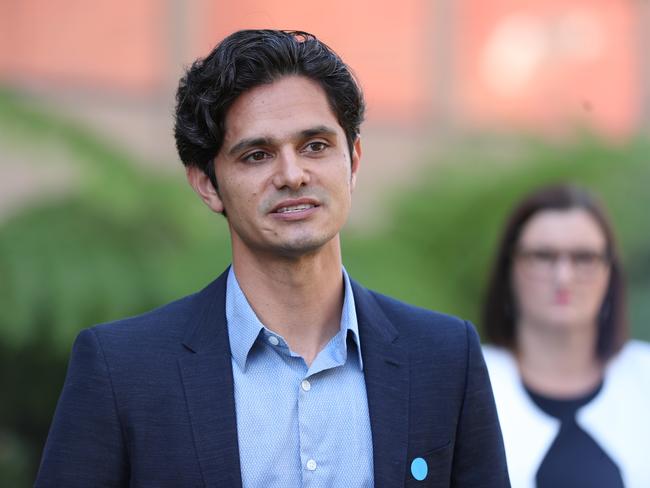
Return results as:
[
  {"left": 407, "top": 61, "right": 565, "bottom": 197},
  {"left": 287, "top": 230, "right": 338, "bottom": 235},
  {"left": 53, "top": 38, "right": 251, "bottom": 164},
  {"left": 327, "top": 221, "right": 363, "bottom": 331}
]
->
[
  {"left": 227, "top": 137, "right": 274, "bottom": 157},
  {"left": 300, "top": 126, "right": 338, "bottom": 139}
]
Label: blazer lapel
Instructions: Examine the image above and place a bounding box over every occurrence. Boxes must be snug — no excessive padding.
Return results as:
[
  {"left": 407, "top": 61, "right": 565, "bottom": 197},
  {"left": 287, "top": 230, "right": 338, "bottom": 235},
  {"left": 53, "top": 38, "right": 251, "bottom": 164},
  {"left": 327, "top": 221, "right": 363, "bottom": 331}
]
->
[
  {"left": 178, "top": 269, "right": 243, "bottom": 488},
  {"left": 353, "top": 282, "right": 410, "bottom": 488}
]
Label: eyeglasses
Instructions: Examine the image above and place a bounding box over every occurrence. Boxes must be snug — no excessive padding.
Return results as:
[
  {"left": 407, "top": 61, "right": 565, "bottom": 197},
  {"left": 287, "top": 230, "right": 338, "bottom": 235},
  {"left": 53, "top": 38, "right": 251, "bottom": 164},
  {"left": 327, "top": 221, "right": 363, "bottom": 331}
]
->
[{"left": 514, "top": 247, "right": 610, "bottom": 280}]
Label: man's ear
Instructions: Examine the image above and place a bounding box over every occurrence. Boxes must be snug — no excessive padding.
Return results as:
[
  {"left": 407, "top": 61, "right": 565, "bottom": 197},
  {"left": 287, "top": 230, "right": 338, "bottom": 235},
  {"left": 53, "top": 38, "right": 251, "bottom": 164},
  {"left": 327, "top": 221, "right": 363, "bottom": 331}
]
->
[
  {"left": 350, "top": 137, "right": 362, "bottom": 191},
  {"left": 186, "top": 165, "right": 224, "bottom": 214}
]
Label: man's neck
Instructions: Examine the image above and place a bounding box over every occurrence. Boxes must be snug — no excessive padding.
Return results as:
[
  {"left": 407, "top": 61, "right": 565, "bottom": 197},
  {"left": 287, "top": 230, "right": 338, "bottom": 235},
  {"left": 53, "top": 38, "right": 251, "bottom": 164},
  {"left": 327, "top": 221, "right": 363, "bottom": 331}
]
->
[{"left": 231, "top": 241, "right": 345, "bottom": 366}]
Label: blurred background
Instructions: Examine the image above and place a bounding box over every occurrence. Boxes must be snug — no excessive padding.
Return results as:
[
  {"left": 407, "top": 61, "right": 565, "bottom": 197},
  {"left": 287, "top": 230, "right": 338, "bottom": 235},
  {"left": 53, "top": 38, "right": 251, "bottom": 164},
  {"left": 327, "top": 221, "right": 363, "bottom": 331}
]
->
[{"left": 1, "top": 0, "right": 649, "bottom": 484}]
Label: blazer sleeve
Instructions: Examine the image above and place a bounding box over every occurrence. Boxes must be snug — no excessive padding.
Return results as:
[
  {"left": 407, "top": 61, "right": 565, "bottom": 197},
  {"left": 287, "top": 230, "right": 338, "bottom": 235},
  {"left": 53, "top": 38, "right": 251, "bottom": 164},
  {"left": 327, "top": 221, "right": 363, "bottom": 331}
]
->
[
  {"left": 451, "top": 322, "right": 510, "bottom": 487},
  {"left": 35, "top": 328, "right": 129, "bottom": 487}
]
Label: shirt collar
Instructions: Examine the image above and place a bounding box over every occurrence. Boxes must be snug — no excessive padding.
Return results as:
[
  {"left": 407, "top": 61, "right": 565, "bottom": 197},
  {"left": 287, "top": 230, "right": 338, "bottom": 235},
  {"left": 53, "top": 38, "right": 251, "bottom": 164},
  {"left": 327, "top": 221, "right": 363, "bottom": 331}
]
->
[{"left": 225, "top": 266, "right": 363, "bottom": 372}]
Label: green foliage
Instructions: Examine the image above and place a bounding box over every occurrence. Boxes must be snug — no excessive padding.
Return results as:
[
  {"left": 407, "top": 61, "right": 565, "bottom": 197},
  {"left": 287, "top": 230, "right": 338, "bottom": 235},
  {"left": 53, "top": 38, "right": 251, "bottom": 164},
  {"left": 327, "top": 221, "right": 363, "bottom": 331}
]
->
[
  {"left": 1, "top": 88, "right": 649, "bottom": 485},
  {"left": 0, "top": 89, "right": 232, "bottom": 484},
  {"left": 344, "top": 135, "right": 650, "bottom": 341}
]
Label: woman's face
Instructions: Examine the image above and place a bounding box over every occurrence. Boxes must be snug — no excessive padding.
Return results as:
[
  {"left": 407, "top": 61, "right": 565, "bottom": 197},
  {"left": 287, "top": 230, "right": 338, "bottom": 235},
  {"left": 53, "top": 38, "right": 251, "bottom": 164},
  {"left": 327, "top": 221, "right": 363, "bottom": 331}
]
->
[{"left": 512, "top": 208, "right": 611, "bottom": 333}]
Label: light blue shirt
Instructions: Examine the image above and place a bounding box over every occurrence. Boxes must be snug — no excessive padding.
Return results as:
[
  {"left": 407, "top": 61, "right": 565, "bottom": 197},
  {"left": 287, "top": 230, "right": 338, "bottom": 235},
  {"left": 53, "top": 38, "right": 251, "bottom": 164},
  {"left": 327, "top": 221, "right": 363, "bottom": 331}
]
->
[{"left": 226, "top": 266, "right": 374, "bottom": 488}]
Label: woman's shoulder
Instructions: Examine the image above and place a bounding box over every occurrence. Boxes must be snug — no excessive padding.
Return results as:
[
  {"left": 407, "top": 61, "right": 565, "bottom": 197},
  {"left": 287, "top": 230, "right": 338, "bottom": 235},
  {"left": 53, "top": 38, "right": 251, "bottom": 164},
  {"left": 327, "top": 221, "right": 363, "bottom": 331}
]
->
[
  {"left": 482, "top": 344, "right": 516, "bottom": 370},
  {"left": 605, "top": 340, "right": 650, "bottom": 390},
  {"left": 615, "top": 339, "right": 650, "bottom": 367},
  {"left": 481, "top": 344, "right": 522, "bottom": 391},
  {"left": 624, "top": 338, "right": 650, "bottom": 353}
]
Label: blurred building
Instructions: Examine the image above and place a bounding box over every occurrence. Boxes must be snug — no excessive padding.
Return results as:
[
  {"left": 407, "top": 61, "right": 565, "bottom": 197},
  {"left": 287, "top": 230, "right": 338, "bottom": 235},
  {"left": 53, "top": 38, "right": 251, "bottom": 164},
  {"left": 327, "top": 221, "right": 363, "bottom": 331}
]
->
[
  {"left": 2, "top": 0, "right": 648, "bottom": 130},
  {"left": 1, "top": 0, "right": 649, "bottom": 222}
]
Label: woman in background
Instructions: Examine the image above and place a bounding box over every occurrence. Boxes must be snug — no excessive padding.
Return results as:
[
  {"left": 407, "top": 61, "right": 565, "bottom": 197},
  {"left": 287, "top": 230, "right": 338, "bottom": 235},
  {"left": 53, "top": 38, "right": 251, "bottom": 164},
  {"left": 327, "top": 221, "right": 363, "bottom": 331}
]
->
[{"left": 482, "top": 184, "right": 650, "bottom": 488}]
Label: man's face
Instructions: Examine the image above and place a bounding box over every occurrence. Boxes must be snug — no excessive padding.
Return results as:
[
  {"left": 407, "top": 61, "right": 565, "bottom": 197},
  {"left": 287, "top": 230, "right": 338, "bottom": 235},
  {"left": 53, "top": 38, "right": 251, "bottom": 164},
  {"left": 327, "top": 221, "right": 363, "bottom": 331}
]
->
[{"left": 193, "top": 75, "right": 360, "bottom": 260}]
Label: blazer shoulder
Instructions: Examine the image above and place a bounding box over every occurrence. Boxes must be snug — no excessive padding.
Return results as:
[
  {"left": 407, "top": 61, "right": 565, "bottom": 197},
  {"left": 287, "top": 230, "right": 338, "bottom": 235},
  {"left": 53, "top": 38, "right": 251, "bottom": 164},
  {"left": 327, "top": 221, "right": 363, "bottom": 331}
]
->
[
  {"left": 91, "top": 291, "right": 197, "bottom": 338},
  {"left": 364, "top": 288, "right": 473, "bottom": 343},
  {"left": 86, "top": 272, "right": 227, "bottom": 353},
  {"left": 368, "top": 288, "right": 467, "bottom": 324}
]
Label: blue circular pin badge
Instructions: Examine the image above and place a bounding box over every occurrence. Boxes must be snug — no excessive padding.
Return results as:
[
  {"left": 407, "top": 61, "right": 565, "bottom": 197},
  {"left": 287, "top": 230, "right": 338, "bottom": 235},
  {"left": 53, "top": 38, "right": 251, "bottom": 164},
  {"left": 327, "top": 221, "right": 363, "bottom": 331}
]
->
[{"left": 411, "top": 457, "right": 428, "bottom": 481}]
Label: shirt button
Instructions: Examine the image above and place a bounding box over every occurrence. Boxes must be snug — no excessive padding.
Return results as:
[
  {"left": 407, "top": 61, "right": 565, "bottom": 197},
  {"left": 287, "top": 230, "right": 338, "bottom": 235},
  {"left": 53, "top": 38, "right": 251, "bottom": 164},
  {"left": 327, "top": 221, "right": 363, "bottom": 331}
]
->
[
  {"left": 301, "top": 380, "right": 311, "bottom": 392},
  {"left": 268, "top": 335, "right": 279, "bottom": 346},
  {"left": 306, "top": 459, "right": 317, "bottom": 471}
]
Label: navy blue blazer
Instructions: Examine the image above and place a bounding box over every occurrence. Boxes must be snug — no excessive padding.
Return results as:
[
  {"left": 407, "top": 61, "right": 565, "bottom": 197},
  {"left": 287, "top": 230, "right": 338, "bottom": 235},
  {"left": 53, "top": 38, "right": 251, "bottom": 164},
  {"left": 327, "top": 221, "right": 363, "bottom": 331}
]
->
[{"left": 36, "top": 269, "right": 509, "bottom": 487}]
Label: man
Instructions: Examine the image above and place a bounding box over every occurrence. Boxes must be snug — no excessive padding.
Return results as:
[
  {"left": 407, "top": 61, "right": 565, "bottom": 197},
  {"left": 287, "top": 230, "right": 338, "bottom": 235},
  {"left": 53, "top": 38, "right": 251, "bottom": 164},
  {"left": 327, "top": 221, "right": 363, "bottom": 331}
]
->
[{"left": 36, "top": 30, "right": 509, "bottom": 487}]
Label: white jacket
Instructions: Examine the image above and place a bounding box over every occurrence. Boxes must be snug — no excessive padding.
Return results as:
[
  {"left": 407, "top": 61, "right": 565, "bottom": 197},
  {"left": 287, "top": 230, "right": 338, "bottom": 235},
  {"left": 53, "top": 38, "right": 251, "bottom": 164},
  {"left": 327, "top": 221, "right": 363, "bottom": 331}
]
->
[{"left": 483, "top": 340, "right": 650, "bottom": 488}]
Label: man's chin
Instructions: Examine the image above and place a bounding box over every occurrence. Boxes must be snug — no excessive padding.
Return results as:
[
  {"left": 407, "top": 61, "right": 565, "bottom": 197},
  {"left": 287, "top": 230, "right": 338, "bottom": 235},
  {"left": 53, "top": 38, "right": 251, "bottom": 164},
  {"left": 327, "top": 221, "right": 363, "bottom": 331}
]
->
[{"left": 272, "top": 235, "right": 336, "bottom": 259}]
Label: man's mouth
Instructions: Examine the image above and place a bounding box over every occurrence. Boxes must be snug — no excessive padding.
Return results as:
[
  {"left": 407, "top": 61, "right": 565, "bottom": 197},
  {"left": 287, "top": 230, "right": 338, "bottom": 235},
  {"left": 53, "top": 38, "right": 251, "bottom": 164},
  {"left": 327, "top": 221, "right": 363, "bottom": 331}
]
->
[
  {"left": 276, "top": 203, "right": 316, "bottom": 214},
  {"left": 270, "top": 198, "right": 320, "bottom": 215}
]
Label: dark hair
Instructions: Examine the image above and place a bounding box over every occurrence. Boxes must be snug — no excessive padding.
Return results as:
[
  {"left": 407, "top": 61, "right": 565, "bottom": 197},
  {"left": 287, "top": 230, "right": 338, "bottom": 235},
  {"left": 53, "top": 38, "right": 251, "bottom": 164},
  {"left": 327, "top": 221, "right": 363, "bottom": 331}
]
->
[
  {"left": 482, "top": 184, "right": 627, "bottom": 362},
  {"left": 174, "top": 29, "right": 365, "bottom": 189}
]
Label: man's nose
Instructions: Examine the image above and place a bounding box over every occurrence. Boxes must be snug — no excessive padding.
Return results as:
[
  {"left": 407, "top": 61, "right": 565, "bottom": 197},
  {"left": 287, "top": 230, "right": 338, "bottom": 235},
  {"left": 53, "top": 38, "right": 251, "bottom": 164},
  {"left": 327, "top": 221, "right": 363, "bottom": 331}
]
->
[{"left": 272, "top": 149, "right": 310, "bottom": 190}]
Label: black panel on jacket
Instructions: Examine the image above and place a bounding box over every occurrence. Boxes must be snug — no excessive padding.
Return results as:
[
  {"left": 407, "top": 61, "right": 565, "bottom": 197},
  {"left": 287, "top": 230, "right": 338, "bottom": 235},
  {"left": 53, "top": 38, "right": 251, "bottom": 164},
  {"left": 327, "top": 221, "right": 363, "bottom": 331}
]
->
[{"left": 525, "top": 382, "right": 624, "bottom": 488}]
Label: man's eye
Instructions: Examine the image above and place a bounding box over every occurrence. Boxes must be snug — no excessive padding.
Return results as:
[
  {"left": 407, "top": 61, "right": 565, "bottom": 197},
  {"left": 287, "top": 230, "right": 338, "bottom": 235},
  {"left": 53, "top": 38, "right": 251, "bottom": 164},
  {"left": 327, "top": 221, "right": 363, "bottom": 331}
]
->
[
  {"left": 305, "top": 141, "right": 327, "bottom": 153},
  {"left": 243, "top": 151, "right": 269, "bottom": 163}
]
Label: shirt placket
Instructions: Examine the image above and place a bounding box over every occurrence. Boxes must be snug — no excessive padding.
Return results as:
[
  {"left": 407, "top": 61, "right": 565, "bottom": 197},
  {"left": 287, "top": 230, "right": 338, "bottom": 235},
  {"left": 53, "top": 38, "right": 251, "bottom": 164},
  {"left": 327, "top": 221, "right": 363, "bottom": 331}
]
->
[{"left": 298, "top": 372, "right": 320, "bottom": 487}]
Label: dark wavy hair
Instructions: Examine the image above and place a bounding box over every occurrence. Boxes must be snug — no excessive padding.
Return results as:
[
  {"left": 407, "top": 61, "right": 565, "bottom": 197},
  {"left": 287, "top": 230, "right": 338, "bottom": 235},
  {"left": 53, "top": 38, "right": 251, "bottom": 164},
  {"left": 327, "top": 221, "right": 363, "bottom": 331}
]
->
[
  {"left": 482, "top": 184, "right": 627, "bottom": 362},
  {"left": 174, "top": 29, "right": 365, "bottom": 190}
]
